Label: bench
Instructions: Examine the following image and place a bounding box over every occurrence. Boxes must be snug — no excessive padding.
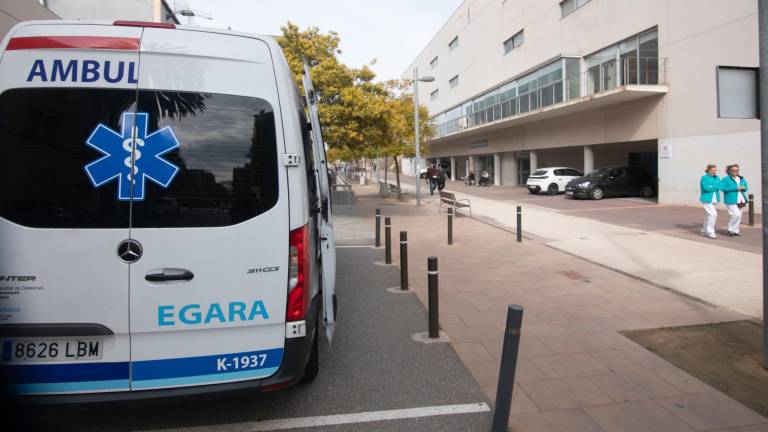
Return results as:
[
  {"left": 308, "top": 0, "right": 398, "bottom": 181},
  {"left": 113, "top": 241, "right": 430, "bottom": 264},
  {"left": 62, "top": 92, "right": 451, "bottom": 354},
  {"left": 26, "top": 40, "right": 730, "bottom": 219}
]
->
[
  {"left": 378, "top": 180, "right": 405, "bottom": 197},
  {"left": 439, "top": 191, "right": 472, "bottom": 217}
]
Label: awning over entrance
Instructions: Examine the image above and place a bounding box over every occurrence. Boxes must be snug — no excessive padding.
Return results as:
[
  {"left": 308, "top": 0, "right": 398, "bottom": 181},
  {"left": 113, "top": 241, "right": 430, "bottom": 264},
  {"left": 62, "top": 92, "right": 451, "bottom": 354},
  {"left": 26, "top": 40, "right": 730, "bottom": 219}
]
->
[{"left": 430, "top": 84, "right": 668, "bottom": 144}]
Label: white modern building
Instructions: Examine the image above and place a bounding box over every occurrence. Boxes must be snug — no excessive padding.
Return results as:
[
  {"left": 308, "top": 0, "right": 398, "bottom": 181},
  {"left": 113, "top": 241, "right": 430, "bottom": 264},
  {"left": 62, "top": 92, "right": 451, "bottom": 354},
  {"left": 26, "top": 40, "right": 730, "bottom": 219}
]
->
[
  {"left": 39, "top": 0, "right": 178, "bottom": 24},
  {"left": 1, "top": 0, "right": 59, "bottom": 38},
  {"left": 404, "top": 0, "right": 760, "bottom": 208}
]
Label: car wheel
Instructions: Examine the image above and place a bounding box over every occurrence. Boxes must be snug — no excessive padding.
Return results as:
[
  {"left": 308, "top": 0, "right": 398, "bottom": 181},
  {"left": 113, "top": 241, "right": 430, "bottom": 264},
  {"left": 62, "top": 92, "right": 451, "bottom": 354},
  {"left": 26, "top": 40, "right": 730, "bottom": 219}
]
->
[
  {"left": 547, "top": 184, "right": 558, "bottom": 195},
  {"left": 528, "top": 188, "right": 537, "bottom": 194},
  {"left": 299, "top": 313, "right": 319, "bottom": 384},
  {"left": 590, "top": 187, "right": 604, "bottom": 200},
  {"left": 640, "top": 185, "right": 654, "bottom": 198}
]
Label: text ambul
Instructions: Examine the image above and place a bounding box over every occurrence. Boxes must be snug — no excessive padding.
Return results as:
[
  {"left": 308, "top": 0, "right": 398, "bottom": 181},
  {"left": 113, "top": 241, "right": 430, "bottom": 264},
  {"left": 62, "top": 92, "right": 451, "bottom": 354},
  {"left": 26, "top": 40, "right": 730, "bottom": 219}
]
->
[{"left": 26, "top": 59, "right": 138, "bottom": 83}]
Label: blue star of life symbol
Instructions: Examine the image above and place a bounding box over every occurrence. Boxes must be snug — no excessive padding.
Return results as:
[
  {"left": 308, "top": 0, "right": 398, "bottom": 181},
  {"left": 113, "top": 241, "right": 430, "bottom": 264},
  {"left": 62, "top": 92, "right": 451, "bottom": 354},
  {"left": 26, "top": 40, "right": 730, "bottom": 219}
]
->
[{"left": 84, "top": 112, "right": 180, "bottom": 201}]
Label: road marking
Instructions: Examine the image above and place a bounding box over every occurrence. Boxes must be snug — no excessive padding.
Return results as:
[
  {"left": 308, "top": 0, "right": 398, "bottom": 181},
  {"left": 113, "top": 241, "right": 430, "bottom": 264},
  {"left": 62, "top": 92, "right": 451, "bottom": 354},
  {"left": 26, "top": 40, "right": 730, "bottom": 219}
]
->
[
  {"left": 142, "top": 402, "right": 490, "bottom": 432},
  {"left": 335, "top": 245, "right": 375, "bottom": 249}
]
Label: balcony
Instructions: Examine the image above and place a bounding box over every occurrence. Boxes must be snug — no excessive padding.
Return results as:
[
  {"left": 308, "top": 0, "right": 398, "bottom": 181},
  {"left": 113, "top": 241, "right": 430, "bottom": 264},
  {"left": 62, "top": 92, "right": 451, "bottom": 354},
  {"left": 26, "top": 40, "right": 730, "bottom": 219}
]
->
[{"left": 432, "top": 57, "right": 668, "bottom": 140}]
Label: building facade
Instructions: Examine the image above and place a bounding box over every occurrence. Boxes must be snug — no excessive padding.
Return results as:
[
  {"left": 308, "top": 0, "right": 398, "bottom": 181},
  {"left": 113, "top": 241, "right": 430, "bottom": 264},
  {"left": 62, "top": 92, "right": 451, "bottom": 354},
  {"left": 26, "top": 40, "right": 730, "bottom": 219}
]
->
[
  {"left": 41, "top": 0, "right": 177, "bottom": 23},
  {"left": 1, "top": 0, "right": 59, "bottom": 38},
  {"left": 404, "top": 0, "right": 760, "bottom": 208}
]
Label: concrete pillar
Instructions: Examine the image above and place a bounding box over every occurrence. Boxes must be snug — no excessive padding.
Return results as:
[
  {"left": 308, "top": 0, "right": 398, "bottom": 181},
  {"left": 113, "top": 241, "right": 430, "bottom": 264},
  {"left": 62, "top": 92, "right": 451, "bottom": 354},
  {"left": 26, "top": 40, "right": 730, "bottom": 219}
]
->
[
  {"left": 450, "top": 157, "right": 456, "bottom": 181},
  {"left": 468, "top": 155, "right": 475, "bottom": 175},
  {"left": 530, "top": 151, "right": 538, "bottom": 173},
  {"left": 493, "top": 153, "right": 502, "bottom": 186},
  {"left": 584, "top": 145, "right": 595, "bottom": 174}
]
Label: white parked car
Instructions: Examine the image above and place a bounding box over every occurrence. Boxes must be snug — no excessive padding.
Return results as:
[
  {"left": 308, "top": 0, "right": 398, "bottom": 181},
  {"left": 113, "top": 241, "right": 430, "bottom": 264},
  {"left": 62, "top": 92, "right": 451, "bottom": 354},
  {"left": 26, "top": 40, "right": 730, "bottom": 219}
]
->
[{"left": 526, "top": 167, "right": 584, "bottom": 195}]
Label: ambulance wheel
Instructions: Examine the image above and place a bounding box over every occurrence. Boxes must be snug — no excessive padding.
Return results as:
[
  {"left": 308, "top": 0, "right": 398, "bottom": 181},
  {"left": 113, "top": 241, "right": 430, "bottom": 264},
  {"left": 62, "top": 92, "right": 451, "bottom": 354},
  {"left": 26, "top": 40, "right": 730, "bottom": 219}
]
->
[{"left": 299, "top": 315, "right": 319, "bottom": 384}]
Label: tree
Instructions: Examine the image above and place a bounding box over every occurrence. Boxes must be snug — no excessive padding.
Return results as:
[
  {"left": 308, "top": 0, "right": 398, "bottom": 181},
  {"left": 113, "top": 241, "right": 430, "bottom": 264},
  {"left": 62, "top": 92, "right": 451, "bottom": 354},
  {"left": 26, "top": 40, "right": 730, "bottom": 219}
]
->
[
  {"left": 379, "top": 80, "right": 433, "bottom": 198},
  {"left": 277, "top": 23, "right": 434, "bottom": 196},
  {"left": 278, "top": 22, "right": 388, "bottom": 159}
]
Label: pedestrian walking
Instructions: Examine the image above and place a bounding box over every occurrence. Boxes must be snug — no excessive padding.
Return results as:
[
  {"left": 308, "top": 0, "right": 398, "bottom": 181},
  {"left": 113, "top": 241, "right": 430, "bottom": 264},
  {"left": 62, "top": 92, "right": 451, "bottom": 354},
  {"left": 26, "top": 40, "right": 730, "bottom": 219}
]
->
[
  {"left": 699, "top": 164, "right": 721, "bottom": 239},
  {"left": 427, "top": 164, "right": 438, "bottom": 195},
  {"left": 437, "top": 165, "right": 447, "bottom": 191},
  {"left": 721, "top": 164, "right": 749, "bottom": 237}
]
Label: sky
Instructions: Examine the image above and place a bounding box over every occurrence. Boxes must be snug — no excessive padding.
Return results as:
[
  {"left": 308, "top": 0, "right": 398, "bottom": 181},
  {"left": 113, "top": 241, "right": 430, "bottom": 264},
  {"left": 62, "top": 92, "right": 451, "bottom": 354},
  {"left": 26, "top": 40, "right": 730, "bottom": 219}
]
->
[{"left": 176, "top": 0, "right": 463, "bottom": 81}]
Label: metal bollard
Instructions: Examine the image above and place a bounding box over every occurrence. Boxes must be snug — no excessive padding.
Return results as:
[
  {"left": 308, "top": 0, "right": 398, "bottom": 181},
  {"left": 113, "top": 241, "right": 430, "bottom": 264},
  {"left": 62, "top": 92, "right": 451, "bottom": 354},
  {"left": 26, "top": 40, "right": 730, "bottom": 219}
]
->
[
  {"left": 375, "top": 208, "right": 381, "bottom": 248},
  {"left": 428, "top": 257, "right": 440, "bottom": 339},
  {"left": 447, "top": 208, "right": 454, "bottom": 245},
  {"left": 491, "top": 305, "right": 524, "bottom": 432},
  {"left": 400, "top": 231, "right": 409, "bottom": 291},
  {"left": 385, "top": 217, "right": 392, "bottom": 264},
  {"left": 516, "top": 206, "right": 522, "bottom": 243},
  {"left": 749, "top": 194, "right": 755, "bottom": 227}
]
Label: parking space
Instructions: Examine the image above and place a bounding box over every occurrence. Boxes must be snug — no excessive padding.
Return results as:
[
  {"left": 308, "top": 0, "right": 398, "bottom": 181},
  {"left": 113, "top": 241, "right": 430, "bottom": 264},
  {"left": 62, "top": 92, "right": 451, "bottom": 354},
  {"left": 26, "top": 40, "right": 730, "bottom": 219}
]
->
[{"left": 13, "top": 242, "right": 490, "bottom": 432}]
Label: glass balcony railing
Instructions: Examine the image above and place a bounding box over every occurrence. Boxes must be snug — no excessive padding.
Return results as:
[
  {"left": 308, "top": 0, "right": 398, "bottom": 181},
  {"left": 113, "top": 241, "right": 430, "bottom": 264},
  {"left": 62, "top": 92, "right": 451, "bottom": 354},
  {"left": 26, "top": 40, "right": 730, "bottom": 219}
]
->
[{"left": 433, "top": 57, "right": 667, "bottom": 138}]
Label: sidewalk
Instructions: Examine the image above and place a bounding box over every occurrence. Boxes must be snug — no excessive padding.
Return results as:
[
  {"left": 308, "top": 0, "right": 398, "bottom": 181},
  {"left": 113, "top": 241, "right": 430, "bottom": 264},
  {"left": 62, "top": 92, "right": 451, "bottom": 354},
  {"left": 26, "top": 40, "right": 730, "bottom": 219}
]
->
[
  {"left": 346, "top": 184, "right": 766, "bottom": 431},
  {"left": 381, "top": 174, "right": 763, "bottom": 319}
]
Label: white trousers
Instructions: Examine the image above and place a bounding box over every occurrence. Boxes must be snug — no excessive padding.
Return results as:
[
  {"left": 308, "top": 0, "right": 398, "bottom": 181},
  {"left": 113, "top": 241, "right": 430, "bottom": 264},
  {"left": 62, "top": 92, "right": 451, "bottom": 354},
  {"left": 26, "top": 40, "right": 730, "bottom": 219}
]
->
[
  {"left": 702, "top": 203, "right": 717, "bottom": 235},
  {"left": 727, "top": 204, "right": 743, "bottom": 233}
]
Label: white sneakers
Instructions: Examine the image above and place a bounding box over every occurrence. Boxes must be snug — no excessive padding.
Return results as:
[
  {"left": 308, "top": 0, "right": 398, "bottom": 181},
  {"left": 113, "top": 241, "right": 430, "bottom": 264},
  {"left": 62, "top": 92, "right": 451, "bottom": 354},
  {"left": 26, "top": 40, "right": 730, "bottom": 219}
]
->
[{"left": 700, "top": 230, "right": 717, "bottom": 239}]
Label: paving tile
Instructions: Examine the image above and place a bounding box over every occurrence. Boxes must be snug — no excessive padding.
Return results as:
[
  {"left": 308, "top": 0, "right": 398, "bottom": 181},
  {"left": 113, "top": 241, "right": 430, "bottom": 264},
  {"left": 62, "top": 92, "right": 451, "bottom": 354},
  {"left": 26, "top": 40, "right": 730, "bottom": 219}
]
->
[
  {"left": 483, "top": 384, "right": 540, "bottom": 414},
  {"left": 509, "top": 408, "right": 607, "bottom": 432},
  {"left": 539, "top": 333, "right": 614, "bottom": 354},
  {"left": 589, "top": 370, "right": 683, "bottom": 402},
  {"left": 657, "top": 392, "right": 767, "bottom": 431},
  {"left": 653, "top": 367, "right": 715, "bottom": 395},
  {"left": 530, "top": 352, "right": 611, "bottom": 379},
  {"left": 584, "top": 400, "right": 697, "bottom": 432},
  {"left": 714, "top": 424, "right": 768, "bottom": 432},
  {"left": 452, "top": 342, "right": 495, "bottom": 364},
  {"left": 519, "top": 335, "right": 558, "bottom": 358},
  {"left": 590, "top": 348, "right": 672, "bottom": 373},
  {"left": 520, "top": 377, "right": 614, "bottom": 410}
]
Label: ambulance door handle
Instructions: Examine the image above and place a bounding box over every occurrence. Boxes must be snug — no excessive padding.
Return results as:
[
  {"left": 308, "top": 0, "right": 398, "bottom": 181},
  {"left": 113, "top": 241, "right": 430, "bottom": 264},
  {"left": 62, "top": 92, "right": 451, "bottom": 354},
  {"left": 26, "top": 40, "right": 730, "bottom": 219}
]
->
[{"left": 145, "top": 270, "right": 194, "bottom": 282}]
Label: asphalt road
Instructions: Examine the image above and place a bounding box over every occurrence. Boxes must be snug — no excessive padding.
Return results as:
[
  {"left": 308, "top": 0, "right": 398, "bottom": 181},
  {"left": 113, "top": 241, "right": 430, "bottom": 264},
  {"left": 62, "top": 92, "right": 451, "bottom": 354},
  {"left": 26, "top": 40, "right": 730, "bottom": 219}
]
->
[{"left": 10, "top": 242, "right": 490, "bottom": 431}]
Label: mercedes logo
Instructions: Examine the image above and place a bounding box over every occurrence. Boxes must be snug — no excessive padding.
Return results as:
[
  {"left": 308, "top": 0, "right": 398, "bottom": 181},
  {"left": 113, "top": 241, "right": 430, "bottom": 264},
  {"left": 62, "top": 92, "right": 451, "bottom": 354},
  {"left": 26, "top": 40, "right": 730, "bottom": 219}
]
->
[{"left": 117, "top": 239, "right": 143, "bottom": 263}]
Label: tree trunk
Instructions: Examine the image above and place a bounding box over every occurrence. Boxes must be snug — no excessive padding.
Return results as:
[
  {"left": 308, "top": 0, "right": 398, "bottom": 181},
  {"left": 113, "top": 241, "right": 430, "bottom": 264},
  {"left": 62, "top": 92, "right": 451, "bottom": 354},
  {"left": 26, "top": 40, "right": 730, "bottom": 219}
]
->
[
  {"left": 384, "top": 156, "right": 388, "bottom": 185},
  {"left": 394, "top": 157, "right": 402, "bottom": 200}
]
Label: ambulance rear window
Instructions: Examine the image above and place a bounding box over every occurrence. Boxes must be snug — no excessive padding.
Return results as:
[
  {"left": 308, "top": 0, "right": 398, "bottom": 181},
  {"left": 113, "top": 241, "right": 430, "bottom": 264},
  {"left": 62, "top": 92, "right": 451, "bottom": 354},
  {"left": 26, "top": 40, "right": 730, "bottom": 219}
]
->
[{"left": 0, "top": 88, "right": 279, "bottom": 228}]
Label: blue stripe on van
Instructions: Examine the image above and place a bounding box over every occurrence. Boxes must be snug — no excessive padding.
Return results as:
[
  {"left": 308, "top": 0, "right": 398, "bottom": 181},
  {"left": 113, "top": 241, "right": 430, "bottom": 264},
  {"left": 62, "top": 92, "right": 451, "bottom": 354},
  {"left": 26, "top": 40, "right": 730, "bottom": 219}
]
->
[
  {"left": 132, "top": 348, "right": 283, "bottom": 382},
  {"left": 8, "top": 379, "right": 130, "bottom": 394},
  {"left": 1, "top": 361, "right": 129, "bottom": 384},
  {"left": 132, "top": 367, "right": 279, "bottom": 389}
]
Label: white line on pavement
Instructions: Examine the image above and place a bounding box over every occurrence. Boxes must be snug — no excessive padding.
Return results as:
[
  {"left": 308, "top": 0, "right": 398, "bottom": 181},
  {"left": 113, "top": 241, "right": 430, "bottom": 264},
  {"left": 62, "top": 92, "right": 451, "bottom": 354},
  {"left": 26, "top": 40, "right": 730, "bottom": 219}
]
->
[{"left": 141, "top": 402, "right": 490, "bottom": 432}]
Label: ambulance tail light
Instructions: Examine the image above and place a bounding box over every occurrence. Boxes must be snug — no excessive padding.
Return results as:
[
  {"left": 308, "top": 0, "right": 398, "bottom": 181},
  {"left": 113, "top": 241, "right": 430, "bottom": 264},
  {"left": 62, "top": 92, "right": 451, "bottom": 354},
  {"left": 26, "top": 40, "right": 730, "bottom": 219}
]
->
[
  {"left": 114, "top": 21, "right": 176, "bottom": 29},
  {"left": 287, "top": 225, "right": 310, "bottom": 321}
]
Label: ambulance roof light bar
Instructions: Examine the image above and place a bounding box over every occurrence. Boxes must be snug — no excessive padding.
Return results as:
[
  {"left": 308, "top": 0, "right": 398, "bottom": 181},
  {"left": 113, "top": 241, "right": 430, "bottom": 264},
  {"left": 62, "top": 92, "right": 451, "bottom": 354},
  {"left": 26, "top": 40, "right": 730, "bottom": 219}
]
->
[{"left": 113, "top": 21, "right": 176, "bottom": 29}]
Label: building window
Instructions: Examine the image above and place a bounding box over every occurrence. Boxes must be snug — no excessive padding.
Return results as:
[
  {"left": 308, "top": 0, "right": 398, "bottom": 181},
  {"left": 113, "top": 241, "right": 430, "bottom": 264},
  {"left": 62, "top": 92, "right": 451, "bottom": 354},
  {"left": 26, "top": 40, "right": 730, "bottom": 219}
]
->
[
  {"left": 503, "top": 30, "right": 524, "bottom": 54},
  {"left": 449, "top": 36, "right": 459, "bottom": 51},
  {"left": 585, "top": 28, "right": 659, "bottom": 94},
  {"left": 430, "top": 56, "right": 439, "bottom": 68},
  {"left": 717, "top": 67, "right": 758, "bottom": 119},
  {"left": 560, "top": 0, "right": 591, "bottom": 18},
  {"left": 449, "top": 75, "right": 459, "bottom": 89},
  {"left": 430, "top": 89, "right": 440, "bottom": 101}
]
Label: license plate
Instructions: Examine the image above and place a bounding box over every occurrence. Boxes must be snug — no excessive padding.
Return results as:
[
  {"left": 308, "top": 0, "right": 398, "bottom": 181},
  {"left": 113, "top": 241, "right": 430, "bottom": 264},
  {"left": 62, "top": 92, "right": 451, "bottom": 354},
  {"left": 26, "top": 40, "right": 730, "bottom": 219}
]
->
[
  {"left": 566, "top": 191, "right": 574, "bottom": 196},
  {"left": 2, "top": 338, "right": 102, "bottom": 362}
]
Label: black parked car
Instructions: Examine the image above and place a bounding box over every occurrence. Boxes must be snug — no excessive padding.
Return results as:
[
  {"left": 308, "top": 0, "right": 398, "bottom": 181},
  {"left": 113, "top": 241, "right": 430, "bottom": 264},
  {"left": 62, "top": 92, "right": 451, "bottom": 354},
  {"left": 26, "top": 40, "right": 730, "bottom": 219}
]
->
[{"left": 564, "top": 166, "right": 656, "bottom": 200}]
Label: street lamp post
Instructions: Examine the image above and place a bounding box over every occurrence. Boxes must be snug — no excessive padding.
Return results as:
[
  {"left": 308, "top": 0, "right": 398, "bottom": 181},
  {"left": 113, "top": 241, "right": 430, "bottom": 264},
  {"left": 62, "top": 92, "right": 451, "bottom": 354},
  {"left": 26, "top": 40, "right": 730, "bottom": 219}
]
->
[{"left": 413, "top": 67, "right": 435, "bottom": 206}]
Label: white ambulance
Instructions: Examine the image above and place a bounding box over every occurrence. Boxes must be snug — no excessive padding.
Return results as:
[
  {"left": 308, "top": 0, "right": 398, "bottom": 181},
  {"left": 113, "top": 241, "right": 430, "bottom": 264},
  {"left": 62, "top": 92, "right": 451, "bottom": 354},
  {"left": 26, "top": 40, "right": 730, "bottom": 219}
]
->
[{"left": 0, "top": 20, "right": 337, "bottom": 401}]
